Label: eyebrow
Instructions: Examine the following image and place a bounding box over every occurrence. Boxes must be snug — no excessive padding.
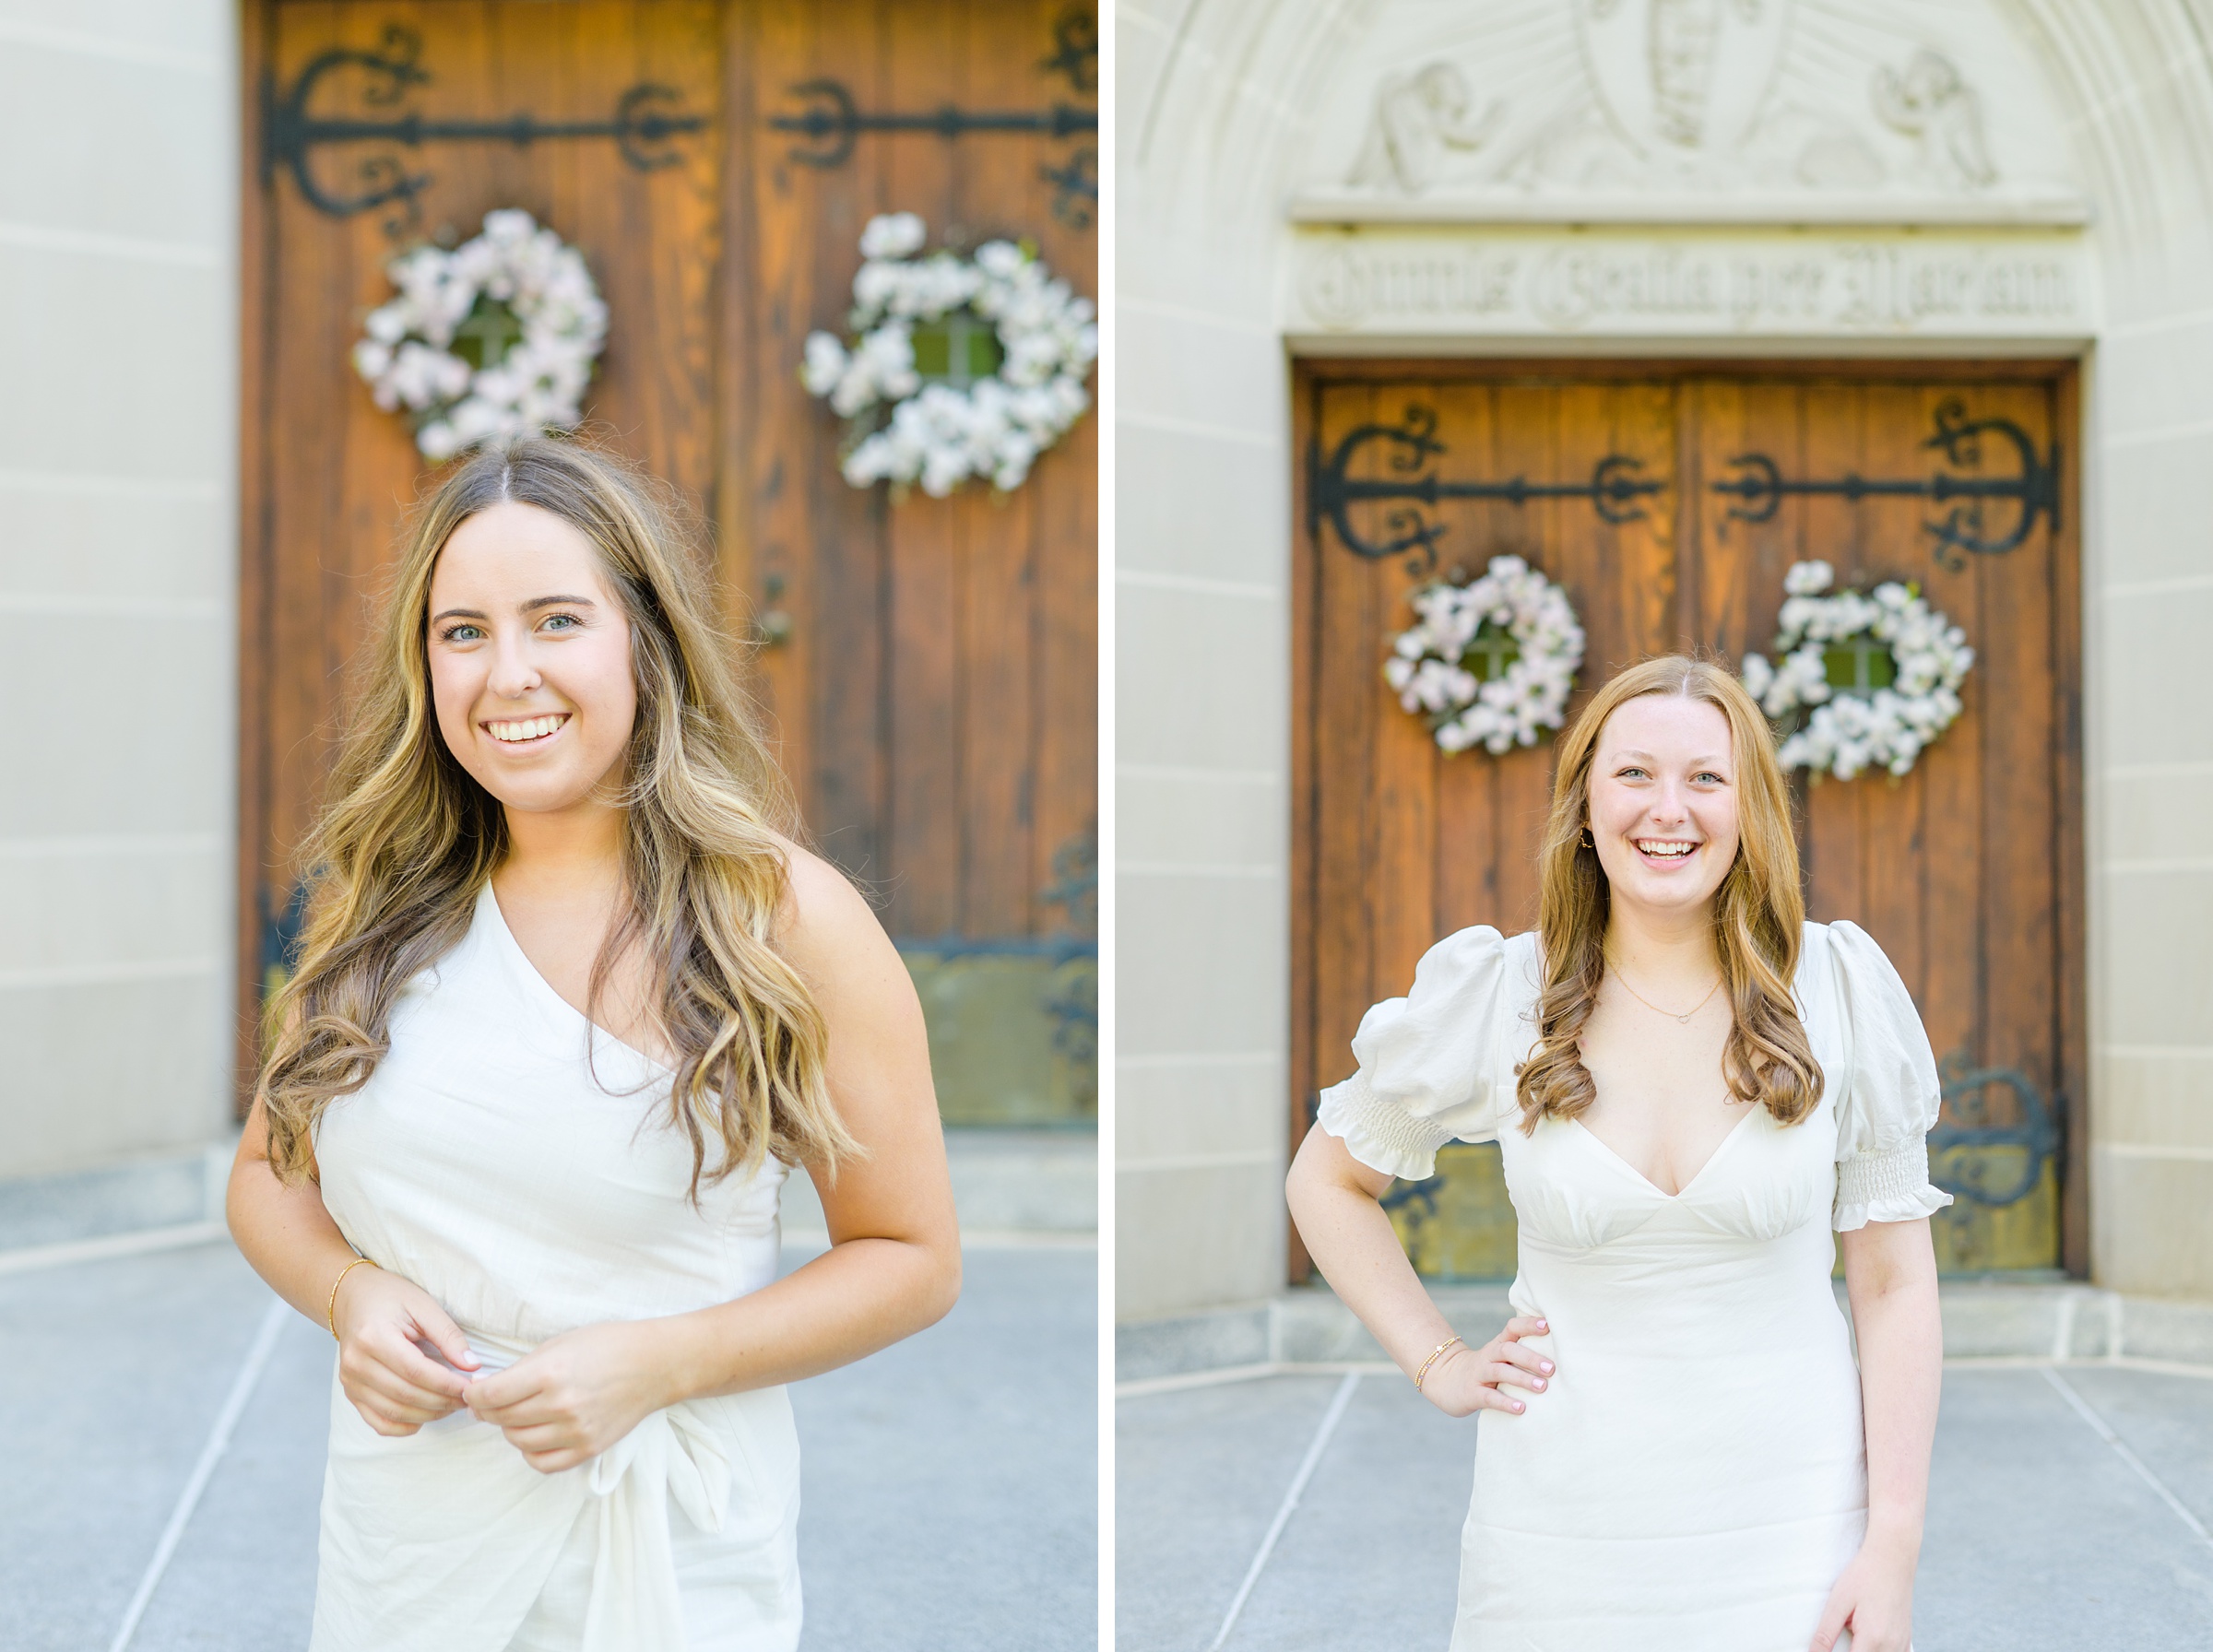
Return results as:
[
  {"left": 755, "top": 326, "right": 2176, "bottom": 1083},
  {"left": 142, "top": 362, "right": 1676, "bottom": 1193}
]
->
[
  {"left": 429, "top": 595, "right": 598, "bottom": 625},
  {"left": 1613, "top": 749, "right": 1731, "bottom": 767}
]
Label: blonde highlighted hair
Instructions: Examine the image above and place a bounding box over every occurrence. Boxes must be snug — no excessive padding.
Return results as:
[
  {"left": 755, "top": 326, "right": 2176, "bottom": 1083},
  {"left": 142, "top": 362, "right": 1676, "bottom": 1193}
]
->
[
  {"left": 1513, "top": 655, "right": 1823, "bottom": 1132},
  {"left": 256, "top": 436, "right": 859, "bottom": 1198}
]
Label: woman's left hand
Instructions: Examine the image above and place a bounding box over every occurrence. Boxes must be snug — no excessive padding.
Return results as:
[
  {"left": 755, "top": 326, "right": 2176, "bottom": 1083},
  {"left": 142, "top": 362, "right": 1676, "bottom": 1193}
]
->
[
  {"left": 1809, "top": 1526, "right": 1918, "bottom": 1651},
  {"left": 464, "top": 1319, "right": 676, "bottom": 1474}
]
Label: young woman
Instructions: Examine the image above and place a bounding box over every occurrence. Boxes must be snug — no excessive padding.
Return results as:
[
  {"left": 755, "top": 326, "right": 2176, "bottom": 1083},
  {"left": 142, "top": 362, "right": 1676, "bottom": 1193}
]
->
[
  {"left": 227, "top": 438, "right": 961, "bottom": 1650},
  {"left": 1287, "top": 655, "right": 1947, "bottom": 1652}
]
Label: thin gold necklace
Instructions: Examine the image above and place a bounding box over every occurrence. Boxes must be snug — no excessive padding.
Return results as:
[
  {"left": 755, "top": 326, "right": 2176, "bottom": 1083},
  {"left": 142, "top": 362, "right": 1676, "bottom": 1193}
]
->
[{"left": 1606, "top": 957, "right": 1722, "bottom": 1024}]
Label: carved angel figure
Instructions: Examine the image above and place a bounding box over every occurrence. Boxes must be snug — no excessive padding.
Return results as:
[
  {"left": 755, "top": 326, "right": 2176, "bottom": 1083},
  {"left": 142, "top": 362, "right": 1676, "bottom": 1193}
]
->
[
  {"left": 1348, "top": 62, "right": 1503, "bottom": 193},
  {"left": 1873, "top": 48, "right": 1996, "bottom": 190}
]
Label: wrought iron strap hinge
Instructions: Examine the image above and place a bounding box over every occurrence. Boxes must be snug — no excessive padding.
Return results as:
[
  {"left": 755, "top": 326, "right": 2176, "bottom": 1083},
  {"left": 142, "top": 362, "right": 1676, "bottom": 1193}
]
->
[
  {"left": 1308, "top": 405, "right": 1663, "bottom": 573},
  {"left": 1927, "top": 1056, "right": 2064, "bottom": 1208},
  {"left": 262, "top": 26, "right": 706, "bottom": 229},
  {"left": 769, "top": 80, "right": 1098, "bottom": 228},
  {"left": 1711, "top": 397, "right": 2060, "bottom": 568},
  {"left": 770, "top": 80, "right": 1096, "bottom": 166},
  {"left": 765, "top": 6, "right": 1098, "bottom": 227}
]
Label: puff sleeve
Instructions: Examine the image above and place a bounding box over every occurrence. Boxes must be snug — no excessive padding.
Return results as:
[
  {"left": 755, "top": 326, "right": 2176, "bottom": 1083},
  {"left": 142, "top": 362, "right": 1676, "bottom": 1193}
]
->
[
  {"left": 1313, "top": 926, "right": 1513, "bottom": 1182},
  {"left": 1827, "top": 920, "right": 1955, "bottom": 1232}
]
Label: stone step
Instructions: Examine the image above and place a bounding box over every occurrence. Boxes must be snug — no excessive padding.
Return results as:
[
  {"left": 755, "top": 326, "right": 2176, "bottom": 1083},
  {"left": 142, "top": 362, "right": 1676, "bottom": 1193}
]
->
[
  {"left": 0, "top": 1145, "right": 231, "bottom": 1253},
  {"left": 1118, "top": 1280, "right": 2213, "bottom": 1386}
]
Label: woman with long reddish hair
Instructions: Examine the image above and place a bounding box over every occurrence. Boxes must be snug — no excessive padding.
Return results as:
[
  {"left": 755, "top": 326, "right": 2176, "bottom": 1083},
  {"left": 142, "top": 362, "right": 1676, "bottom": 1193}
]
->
[{"left": 1288, "top": 655, "right": 1947, "bottom": 1652}]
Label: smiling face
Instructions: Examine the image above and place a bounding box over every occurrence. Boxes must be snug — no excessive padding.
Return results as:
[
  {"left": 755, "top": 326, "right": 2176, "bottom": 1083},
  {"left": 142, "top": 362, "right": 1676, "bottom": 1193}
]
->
[
  {"left": 1585, "top": 691, "right": 1741, "bottom": 921},
  {"left": 425, "top": 500, "right": 637, "bottom": 819}
]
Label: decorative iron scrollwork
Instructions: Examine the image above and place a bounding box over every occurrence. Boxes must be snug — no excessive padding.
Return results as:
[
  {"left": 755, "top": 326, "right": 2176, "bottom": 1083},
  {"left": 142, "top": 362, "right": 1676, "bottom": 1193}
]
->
[
  {"left": 1927, "top": 1054, "right": 2064, "bottom": 1208},
  {"left": 1039, "top": 5, "right": 1099, "bottom": 94},
  {"left": 1042, "top": 148, "right": 1099, "bottom": 230},
  {"left": 1711, "top": 397, "right": 2060, "bottom": 570},
  {"left": 1308, "top": 406, "right": 1663, "bottom": 574},
  {"left": 262, "top": 25, "right": 705, "bottom": 231}
]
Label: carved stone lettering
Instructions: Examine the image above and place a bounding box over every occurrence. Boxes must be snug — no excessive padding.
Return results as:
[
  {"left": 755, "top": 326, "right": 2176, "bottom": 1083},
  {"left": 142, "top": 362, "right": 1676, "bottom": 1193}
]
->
[{"left": 1293, "top": 231, "right": 2082, "bottom": 337}]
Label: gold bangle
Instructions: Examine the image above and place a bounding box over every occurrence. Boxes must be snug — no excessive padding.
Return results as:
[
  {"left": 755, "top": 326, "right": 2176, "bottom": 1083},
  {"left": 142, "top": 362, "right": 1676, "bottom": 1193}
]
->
[
  {"left": 1413, "top": 1334, "right": 1464, "bottom": 1391},
  {"left": 326, "top": 1256, "right": 373, "bottom": 1341}
]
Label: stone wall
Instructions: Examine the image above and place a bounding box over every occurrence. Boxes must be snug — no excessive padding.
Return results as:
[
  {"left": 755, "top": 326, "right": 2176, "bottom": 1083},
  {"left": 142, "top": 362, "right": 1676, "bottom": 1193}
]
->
[{"left": 0, "top": 6, "right": 238, "bottom": 1179}]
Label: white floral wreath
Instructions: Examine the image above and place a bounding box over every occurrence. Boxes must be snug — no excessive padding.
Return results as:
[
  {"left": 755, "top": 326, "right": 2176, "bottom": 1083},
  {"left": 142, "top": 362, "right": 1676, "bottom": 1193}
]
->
[
  {"left": 800, "top": 212, "right": 1098, "bottom": 496},
  {"left": 1385, "top": 555, "right": 1585, "bottom": 754},
  {"left": 351, "top": 209, "right": 608, "bottom": 463},
  {"left": 1740, "top": 560, "right": 1974, "bottom": 780}
]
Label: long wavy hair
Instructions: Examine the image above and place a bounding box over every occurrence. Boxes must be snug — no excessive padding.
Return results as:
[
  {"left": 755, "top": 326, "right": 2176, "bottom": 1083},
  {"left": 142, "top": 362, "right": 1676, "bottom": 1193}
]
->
[
  {"left": 1513, "top": 655, "right": 1823, "bottom": 1133},
  {"left": 257, "top": 436, "right": 859, "bottom": 1198}
]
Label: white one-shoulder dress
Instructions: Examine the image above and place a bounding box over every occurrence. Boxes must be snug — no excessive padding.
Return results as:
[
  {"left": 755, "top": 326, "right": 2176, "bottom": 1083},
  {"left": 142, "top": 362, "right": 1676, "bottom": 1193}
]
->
[
  {"left": 1316, "top": 920, "right": 1951, "bottom": 1652},
  {"left": 310, "top": 883, "right": 803, "bottom": 1652}
]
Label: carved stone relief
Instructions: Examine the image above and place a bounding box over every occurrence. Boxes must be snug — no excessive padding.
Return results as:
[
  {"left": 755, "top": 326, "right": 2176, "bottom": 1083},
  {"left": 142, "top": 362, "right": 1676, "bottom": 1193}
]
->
[
  {"left": 1874, "top": 47, "right": 1997, "bottom": 191},
  {"left": 1347, "top": 63, "right": 1504, "bottom": 193},
  {"left": 1318, "top": 0, "right": 2072, "bottom": 218}
]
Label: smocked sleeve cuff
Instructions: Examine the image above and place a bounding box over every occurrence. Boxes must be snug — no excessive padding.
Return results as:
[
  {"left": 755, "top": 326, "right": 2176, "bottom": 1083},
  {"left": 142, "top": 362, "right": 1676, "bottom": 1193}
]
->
[
  {"left": 1833, "top": 1137, "right": 1953, "bottom": 1232},
  {"left": 1316, "top": 1069, "right": 1454, "bottom": 1183}
]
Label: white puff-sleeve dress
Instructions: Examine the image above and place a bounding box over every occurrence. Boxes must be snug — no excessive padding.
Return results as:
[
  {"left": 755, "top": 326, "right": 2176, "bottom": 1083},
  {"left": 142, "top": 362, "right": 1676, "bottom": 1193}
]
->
[
  {"left": 1316, "top": 920, "right": 1951, "bottom": 1652},
  {"left": 308, "top": 884, "right": 803, "bottom": 1652}
]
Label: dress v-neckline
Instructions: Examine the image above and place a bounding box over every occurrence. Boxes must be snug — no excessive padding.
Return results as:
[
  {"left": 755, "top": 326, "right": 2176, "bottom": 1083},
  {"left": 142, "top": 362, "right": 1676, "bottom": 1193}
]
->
[
  {"left": 1570, "top": 1103, "right": 1762, "bottom": 1200},
  {"left": 479, "top": 882, "right": 672, "bottom": 1075}
]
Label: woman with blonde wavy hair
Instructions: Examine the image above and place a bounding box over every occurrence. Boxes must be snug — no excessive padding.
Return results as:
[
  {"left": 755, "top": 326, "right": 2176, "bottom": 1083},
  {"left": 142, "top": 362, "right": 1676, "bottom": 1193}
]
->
[
  {"left": 226, "top": 436, "right": 960, "bottom": 1650},
  {"left": 1288, "top": 655, "right": 1948, "bottom": 1652}
]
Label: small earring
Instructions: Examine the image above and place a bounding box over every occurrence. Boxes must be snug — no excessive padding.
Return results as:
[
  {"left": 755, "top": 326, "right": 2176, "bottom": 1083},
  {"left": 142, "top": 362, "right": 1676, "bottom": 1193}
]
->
[{"left": 1580, "top": 828, "right": 1594, "bottom": 849}]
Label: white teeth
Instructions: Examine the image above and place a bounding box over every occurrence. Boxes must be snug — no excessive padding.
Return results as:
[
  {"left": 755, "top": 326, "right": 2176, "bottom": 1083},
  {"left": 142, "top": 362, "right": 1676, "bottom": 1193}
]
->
[
  {"left": 1638, "top": 841, "right": 1696, "bottom": 856},
  {"left": 488, "top": 714, "right": 566, "bottom": 743}
]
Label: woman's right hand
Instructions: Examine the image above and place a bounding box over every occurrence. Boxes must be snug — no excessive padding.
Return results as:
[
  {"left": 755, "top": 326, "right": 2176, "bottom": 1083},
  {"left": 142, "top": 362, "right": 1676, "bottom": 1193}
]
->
[
  {"left": 1419, "top": 1316, "right": 1555, "bottom": 1419},
  {"left": 331, "top": 1264, "right": 482, "bottom": 1435}
]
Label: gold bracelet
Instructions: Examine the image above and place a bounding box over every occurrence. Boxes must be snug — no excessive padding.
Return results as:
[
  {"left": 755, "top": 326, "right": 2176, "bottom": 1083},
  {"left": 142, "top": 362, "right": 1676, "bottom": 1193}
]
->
[
  {"left": 1413, "top": 1334, "right": 1464, "bottom": 1391},
  {"left": 326, "top": 1256, "right": 373, "bottom": 1341}
]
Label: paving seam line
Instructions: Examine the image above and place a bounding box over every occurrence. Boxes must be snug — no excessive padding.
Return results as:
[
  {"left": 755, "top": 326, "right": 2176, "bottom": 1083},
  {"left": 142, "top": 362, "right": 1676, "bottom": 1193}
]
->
[
  {"left": 2041, "top": 1366, "right": 2213, "bottom": 1551},
  {"left": 110, "top": 1296, "right": 290, "bottom": 1652},
  {"left": 1206, "top": 1370, "right": 1362, "bottom": 1652}
]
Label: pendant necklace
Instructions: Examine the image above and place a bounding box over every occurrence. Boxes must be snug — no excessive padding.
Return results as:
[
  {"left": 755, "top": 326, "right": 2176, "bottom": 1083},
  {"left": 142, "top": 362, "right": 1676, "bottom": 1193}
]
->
[{"left": 1607, "top": 959, "right": 1722, "bottom": 1024}]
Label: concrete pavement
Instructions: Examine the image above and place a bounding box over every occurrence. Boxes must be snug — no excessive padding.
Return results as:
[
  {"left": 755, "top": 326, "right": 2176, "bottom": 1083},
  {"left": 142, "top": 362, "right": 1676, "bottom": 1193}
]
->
[
  {"left": 1117, "top": 1360, "right": 2213, "bottom": 1650},
  {"left": 0, "top": 1235, "right": 1095, "bottom": 1651}
]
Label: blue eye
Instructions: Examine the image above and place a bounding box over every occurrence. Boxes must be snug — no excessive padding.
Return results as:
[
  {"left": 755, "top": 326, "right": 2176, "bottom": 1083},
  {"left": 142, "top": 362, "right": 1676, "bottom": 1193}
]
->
[
  {"left": 542, "top": 613, "right": 579, "bottom": 631},
  {"left": 441, "top": 623, "right": 484, "bottom": 643}
]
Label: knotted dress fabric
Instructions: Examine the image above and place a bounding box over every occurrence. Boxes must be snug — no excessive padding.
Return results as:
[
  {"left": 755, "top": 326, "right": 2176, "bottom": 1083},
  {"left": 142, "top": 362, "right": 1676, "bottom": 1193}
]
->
[
  {"left": 311, "top": 883, "right": 801, "bottom": 1652},
  {"left": 1317, "top": 920, "right": 1950, "bottom": 1652}
]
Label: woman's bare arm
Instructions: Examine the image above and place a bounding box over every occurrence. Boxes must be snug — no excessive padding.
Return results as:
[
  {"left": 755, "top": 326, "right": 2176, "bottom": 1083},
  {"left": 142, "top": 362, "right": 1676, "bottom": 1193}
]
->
[
  {"left": 657, "top": 847, "right": 964, "bottom": 1395},
  {"left": 1286, "top": 1126, "right": 1550, "bottom": 1417},
  {"left": 1843, "top": 1216, "right": 1942, "bottom": 1542},
  {"left": 465, "top": 847, "right": 963, "bottom": 1469},
  {"left": 1809, "top": 1216, "right": 1942, "bottom": 1651},
  {"left": 225, "top": 1101, "right": 362, "bottom": 1328}
]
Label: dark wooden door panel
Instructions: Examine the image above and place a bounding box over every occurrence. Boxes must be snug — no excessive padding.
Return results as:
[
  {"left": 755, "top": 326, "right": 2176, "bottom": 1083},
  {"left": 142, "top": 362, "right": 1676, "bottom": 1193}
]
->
[{"left": 1292, "top": 364, "right": 2081, "bottom": 1277}]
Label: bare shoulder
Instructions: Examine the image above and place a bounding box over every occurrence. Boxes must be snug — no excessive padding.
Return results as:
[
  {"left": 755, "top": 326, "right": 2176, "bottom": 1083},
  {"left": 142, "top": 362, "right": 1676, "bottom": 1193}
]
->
[{"left": 763, "top": 833, "right": 906, "bottom": 994}]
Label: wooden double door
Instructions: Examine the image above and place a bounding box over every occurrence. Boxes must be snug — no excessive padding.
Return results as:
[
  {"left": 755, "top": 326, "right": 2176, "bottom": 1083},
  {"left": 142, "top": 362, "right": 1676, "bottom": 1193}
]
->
[
  {"left": 1292, "top": 363, "right": 2085, "bottom": 1276},
  {"left": 238, "top": 1, "right": 1097, "bottom": 1123}
]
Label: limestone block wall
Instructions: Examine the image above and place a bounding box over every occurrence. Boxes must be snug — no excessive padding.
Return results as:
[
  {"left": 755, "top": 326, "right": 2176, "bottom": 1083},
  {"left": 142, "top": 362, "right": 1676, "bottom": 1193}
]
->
[{"left": 0, "top": 6, "right": 238, "bottom": 1178}]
